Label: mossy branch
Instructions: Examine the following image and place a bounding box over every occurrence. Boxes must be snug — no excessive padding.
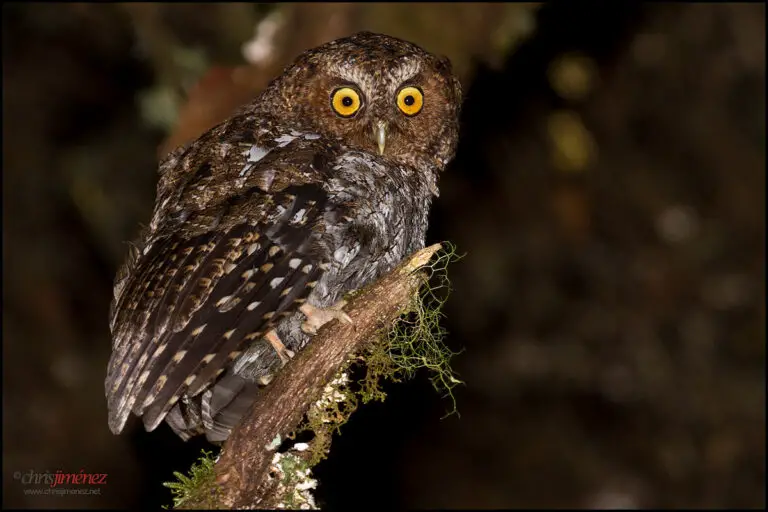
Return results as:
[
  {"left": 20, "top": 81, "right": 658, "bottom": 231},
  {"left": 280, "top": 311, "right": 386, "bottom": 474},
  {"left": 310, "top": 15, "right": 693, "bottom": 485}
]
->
[{"left": 177, "top": 244, "right": 445, "bottom": 509}]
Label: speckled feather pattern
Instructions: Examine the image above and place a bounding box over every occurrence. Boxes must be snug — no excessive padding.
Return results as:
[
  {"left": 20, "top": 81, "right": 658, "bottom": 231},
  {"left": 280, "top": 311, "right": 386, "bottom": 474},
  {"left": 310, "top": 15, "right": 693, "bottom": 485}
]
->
[{"left": 105, "top": 32, "right": 461, "bottom": 442}]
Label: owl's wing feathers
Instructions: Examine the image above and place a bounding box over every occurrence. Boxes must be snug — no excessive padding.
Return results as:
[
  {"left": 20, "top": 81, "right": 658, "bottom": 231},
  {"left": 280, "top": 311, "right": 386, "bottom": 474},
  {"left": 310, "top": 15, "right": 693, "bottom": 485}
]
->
[{"left": 106, "top": 131, "right": 336, "bottom": 435}]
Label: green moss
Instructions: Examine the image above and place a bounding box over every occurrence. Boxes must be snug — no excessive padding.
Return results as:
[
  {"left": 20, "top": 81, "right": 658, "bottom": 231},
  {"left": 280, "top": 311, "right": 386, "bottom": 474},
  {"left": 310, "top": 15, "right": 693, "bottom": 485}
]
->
[
  {"left": 359, "top": 242, "right": 464, "bottom": 416},
  {"left": 163, "top": 449, "right": 221, "bottom": 509}
]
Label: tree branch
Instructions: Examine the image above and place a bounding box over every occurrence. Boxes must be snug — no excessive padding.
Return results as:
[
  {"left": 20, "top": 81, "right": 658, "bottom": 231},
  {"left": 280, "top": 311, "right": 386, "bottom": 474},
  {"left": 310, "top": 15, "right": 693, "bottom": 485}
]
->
[{"left": 184, "top": 244, "right": 442, "bottom": 509}]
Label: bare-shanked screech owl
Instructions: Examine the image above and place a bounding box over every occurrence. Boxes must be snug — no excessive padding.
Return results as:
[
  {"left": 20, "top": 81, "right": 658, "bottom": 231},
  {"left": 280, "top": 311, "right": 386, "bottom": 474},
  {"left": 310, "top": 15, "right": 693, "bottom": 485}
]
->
[{"left": 106, "top": 32, "right": 462, "bottom": 442}]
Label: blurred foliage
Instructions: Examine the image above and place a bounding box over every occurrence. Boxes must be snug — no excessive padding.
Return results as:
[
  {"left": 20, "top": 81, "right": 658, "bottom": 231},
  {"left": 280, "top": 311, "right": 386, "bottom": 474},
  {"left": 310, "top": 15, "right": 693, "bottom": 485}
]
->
[{"left": 2, "top": 2, "right": 764, "bottom": 510}]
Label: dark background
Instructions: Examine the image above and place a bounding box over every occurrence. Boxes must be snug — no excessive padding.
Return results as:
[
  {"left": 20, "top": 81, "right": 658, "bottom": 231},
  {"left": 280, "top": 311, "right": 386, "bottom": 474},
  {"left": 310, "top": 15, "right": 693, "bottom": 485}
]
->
[{"left": 2, "top": 2, "right": 765, "bottom": 509}]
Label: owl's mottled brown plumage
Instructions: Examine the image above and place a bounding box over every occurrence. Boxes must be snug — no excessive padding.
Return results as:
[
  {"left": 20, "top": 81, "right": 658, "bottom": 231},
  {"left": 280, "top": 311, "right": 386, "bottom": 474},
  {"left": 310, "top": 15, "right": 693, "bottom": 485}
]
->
[{"left": 105, "top": 32, "right": 462, "bottom": 442}]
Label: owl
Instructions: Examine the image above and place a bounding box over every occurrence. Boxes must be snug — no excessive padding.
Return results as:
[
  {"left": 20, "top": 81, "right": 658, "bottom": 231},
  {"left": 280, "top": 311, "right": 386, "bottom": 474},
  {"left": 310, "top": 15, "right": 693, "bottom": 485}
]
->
[{"left": 105, "top": 32, "right": 462, "bottom": 442}]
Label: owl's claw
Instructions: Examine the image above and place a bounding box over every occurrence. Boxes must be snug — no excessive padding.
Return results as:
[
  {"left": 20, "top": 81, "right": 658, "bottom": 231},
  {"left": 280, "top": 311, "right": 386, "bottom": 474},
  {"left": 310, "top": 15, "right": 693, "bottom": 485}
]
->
[
  {"left": 256, "top": 373, "right": 274, "bottom": 386},
  {"left": 265, "top": 329, "right": 295, "bottom": 366},
  {"left": 299, "top": 301, "right": 353, "bottom": 335}
]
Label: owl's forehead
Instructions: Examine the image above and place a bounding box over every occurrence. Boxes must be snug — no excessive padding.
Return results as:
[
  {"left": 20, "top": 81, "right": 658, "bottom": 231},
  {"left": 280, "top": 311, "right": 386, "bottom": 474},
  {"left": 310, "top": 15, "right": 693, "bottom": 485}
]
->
[{"left": 327, "top": 54, "right": 423, "bottom": 91}]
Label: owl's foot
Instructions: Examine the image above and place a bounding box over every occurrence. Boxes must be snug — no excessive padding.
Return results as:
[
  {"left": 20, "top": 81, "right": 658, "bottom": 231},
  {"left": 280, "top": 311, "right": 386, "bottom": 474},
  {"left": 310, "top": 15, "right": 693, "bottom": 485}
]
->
[
  {"left": 256, "top": 373, "right": 274, "bottom": 386},
  {"left": 299, "top": 301, "right": 353, "bottom": 335},
  {"left": 265, "top": 329, "right": 295, "bottom": 366}
]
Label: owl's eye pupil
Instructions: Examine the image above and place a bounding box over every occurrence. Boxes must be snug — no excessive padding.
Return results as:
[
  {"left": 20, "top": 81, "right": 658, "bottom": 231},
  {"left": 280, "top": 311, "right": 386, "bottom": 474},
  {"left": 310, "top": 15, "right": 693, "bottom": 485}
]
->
[
  {"left": 341, "top": 96, "right": 353, "bottom": 107},
  {"left": 404, "top": 95, "right": 415, "bottom": 106}
]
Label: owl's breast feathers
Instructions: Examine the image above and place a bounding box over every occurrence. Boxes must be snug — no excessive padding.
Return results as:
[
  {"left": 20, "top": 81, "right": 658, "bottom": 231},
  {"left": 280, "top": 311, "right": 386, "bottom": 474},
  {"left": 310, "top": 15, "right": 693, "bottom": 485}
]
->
[{"left": 106, "top": 114, "right": 434, "bottom": 439}]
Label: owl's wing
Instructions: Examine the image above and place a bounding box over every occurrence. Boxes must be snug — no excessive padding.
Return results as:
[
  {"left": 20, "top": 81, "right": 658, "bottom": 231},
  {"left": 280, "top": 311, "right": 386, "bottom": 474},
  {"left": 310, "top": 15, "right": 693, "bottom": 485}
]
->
[{"left": 105, "top": 145, "right": 334, "bottom": 434}]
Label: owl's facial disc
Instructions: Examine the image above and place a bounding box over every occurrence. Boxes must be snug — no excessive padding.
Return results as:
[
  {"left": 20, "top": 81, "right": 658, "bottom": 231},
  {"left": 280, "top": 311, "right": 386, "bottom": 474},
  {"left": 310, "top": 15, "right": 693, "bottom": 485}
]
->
[{"left": 269, "top": 33, "right": 461, "bottom": 166}]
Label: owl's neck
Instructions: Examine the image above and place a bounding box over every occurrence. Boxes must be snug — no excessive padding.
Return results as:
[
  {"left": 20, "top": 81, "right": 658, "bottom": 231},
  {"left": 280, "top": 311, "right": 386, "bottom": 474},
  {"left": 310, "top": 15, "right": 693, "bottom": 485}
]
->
[{"left": 330, "top": 149, "right": 441, "bottom": 202}]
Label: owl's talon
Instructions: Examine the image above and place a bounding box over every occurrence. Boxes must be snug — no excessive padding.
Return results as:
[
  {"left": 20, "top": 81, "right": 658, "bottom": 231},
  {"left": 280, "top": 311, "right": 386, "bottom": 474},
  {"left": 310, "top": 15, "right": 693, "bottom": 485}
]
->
[
  {"left": 265, "top": 330, "right": 294, "bottom": 365},
  {"left": 299, "top": 301, "right": 353, "bottom": 335},
  {"left": 256, "top": 374, "right": 274, "bottom": 386}
]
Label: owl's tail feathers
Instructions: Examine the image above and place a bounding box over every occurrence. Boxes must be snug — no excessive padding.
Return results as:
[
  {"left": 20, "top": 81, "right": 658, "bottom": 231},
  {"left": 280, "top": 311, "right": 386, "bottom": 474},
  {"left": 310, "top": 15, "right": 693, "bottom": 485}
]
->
[
  {"left": 164, "top": 371, "right": 262, "bottom": 443},
  {"left": 165, "top": 402, "right": 203, "bottom": 442}
]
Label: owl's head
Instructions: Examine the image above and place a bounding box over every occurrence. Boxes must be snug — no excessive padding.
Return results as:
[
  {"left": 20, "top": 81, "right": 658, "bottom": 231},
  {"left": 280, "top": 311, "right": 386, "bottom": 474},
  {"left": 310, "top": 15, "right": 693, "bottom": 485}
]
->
[{"left": 258, "top": 32, "right": 462, "bottom": 170}]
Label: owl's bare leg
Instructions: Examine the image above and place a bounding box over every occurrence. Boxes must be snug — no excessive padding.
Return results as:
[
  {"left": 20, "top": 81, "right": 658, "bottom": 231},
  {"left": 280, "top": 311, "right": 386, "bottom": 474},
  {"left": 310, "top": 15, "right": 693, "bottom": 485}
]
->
[
  {"left": 299, "top": 301, "right": 353, "bottom": 335},
  {"left": 264, "top": 329, "right": 295, "bottom": 365}
]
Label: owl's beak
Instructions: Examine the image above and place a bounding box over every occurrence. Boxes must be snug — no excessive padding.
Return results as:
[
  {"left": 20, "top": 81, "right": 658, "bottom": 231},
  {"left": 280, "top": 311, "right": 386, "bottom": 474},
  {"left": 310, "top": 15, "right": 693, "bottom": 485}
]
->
[{"left": 373, "top": 121, "right": 387, "bottom": 155}]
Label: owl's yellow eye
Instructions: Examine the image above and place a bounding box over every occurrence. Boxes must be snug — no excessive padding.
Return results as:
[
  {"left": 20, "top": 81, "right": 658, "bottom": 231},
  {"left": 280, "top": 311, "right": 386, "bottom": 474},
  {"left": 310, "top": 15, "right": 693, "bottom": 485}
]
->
[
  {"left": 331, "top": 87, "right": 362, "bottom": 117},
  {"left": 396, "top": 86, "right": 423, "bottom": 116}
]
